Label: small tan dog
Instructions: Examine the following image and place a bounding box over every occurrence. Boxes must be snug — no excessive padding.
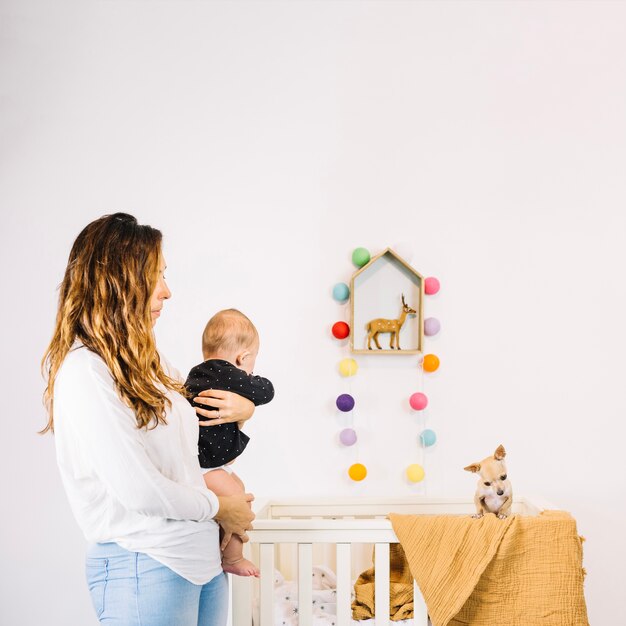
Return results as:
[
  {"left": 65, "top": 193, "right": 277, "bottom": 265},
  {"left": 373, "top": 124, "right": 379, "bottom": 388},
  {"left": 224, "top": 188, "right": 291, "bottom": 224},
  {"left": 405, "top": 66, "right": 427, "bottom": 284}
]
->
[{"left": 464, "top": 445, "right": 512, "bottom": 519}]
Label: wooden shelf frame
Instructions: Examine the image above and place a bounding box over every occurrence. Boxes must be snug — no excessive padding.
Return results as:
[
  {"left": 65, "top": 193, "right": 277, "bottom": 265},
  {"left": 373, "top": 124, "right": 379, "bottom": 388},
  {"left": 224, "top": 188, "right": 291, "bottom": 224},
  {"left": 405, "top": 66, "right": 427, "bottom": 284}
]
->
[{"left": 349, "top": 247, "right": 425, "bottom": 355}]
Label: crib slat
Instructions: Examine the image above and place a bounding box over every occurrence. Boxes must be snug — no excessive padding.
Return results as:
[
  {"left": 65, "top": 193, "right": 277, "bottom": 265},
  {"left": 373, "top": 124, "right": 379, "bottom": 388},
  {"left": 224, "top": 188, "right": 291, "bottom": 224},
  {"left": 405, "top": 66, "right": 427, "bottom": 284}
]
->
[
  {"left": 232, "top": 543, "right": 254, "bottom": 626},
  {"left": 260, "top": 544, "right": 275, "bottom": 626},
  {"left": 413, "top": 579, "right": 428, "bottom": 626},
  {"left": 231, "top": 572, "right": 252, "bottom": 626},
  {"left": 336, "top": 543, "right": 351, "bottom": 626},
  {"left": 298, "top": 543, "right": 313, "bottom": 626},
  {"left": 375, "top": 543, "right": 390, "bottom": 626}
]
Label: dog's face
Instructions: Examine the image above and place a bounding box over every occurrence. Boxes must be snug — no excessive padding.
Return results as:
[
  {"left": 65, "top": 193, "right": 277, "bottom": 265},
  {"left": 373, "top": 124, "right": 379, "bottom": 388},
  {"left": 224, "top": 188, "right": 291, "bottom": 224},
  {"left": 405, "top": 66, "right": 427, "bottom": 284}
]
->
[{"left": 464, "top": 444, "right": 510, "bottom": 497}]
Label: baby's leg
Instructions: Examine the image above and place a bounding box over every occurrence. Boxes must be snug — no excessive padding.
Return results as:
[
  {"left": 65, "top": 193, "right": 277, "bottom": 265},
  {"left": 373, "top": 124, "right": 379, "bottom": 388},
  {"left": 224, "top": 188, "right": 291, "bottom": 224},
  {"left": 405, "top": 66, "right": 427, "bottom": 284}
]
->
[{"left": 203, "top": 470, "right": 259, "bottom": 577}]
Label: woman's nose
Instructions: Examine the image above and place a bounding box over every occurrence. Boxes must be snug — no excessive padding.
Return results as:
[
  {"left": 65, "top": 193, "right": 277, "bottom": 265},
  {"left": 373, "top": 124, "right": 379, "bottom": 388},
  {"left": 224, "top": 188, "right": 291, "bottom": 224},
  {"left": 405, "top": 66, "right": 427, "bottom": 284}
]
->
[{"left": 160, "top": 280, "right": 171, "bottom": 300}]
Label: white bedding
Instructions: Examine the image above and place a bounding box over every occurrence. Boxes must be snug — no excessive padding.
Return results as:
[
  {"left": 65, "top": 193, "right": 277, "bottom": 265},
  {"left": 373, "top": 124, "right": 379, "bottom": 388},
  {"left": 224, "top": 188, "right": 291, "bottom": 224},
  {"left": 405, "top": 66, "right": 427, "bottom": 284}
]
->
[
  {"left": 252, "top": 566, "right": 413, "bottom": 626},
  {"left": 253, "top": 566, "right": 338, "bottom": 626}
]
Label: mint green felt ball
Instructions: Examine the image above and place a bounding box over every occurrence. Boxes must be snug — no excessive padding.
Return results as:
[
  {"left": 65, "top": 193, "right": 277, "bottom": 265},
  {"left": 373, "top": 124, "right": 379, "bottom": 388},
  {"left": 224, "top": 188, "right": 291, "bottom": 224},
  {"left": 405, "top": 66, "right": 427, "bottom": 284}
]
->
[{"left": 352, "top": 247, "right": 371, "bottom": 268}]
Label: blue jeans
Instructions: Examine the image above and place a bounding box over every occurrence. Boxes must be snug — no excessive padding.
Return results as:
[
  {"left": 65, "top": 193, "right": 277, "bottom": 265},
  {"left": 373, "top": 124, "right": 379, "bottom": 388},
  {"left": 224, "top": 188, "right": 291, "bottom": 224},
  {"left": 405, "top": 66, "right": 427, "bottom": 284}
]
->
[{"left": 85, "top": 542, "right": 228, "bottom": 626}]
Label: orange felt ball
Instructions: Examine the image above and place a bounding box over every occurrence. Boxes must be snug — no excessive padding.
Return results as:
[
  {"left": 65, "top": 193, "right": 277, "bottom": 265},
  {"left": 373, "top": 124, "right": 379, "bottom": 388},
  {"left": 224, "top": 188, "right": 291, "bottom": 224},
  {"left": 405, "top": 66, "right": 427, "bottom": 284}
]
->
[
  {"left": 348, "top": 463, "right": 367, "bottom": 481},
  {"left": 332, "top": 321, "right": 350, "bottom": 339},
  {"left": 422, "top": 354, "right": 440, "bottom": 372}
]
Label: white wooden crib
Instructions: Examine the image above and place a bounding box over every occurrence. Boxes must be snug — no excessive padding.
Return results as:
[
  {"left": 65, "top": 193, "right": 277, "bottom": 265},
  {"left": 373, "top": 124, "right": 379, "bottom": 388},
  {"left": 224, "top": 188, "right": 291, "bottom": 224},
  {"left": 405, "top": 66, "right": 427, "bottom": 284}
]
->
[{"left": 229, "top": 496, "right": 553, "bottom": 626}]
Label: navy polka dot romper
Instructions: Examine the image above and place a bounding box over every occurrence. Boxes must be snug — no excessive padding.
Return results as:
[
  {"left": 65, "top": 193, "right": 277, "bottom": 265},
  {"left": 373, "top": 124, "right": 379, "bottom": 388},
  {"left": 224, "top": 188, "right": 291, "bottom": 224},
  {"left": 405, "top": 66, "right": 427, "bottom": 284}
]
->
[{"left": 185, "top": 360, "right": 275, "bottom": 469}]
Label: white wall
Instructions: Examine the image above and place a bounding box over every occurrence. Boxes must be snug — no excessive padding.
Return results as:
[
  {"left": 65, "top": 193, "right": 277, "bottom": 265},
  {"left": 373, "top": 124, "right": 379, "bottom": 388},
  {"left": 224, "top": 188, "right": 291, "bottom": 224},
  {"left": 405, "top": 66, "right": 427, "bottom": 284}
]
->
[{"left": 1, "top": 1, "right": 625, "bottom": 624}]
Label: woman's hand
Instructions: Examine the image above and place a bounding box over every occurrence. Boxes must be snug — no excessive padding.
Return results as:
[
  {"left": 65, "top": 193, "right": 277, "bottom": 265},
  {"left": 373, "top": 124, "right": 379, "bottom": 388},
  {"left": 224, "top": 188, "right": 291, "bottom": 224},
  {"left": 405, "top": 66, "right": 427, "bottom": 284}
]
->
[
  {"left": 215, "top": 493, "right": 255, "bottom": 549},
  {"left": 195, "top": 389, "right": 255, "bottom": 427}
]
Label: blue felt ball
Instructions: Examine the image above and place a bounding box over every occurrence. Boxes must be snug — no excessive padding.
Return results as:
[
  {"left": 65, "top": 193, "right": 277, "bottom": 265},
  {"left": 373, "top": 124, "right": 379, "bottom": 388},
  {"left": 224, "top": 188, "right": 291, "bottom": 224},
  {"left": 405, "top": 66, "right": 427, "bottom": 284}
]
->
[
  {"left": 333, "top": 283, "right": 350, "bottom": 302},
  {"left": 420, "top": 429, "right": 437, "bottom": 447},
  {"left": 336, "top": 394, "right": 355, "bottom": 412}
]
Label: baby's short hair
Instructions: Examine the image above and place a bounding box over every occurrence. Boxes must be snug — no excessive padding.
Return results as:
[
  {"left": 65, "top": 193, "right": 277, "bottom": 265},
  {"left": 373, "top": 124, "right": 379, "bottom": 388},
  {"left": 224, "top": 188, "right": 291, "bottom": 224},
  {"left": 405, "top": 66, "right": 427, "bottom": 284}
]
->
[{"left": 202, "top": 309, "right": 258, "bottom": 357}]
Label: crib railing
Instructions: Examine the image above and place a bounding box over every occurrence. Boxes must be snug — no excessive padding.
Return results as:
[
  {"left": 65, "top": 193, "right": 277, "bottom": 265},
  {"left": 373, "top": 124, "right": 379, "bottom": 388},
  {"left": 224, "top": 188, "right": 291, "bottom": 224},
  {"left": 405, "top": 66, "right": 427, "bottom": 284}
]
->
[
  {"left": 232, "top": 520, "right": 428, "bottom": 626},
  {"left": 230, "top": 496, "right": 554, "bottom": 626}
]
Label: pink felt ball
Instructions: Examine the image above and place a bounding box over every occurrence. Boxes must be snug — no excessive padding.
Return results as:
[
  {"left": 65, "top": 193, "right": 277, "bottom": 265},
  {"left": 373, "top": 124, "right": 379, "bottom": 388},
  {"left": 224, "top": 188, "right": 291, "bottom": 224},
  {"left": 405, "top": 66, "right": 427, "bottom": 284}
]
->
[
  {"left": 340, "top": 428, "right": 357, "bottom": 446},
  {"left": 409, "top": 392, "right": 428, "bottom": 411},
  {"left": 424, "top": 277, "right": 440, "bottom": 295},
  {"left": 424, "top": 317, "right": 441, "bottom": 336}
]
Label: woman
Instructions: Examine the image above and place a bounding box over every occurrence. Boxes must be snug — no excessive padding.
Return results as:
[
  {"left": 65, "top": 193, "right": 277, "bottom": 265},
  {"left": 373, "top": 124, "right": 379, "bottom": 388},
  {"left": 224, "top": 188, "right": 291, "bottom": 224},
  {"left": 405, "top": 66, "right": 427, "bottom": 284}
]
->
[{"left": 41, "top": 213, "right": 256, "bottom": 626}]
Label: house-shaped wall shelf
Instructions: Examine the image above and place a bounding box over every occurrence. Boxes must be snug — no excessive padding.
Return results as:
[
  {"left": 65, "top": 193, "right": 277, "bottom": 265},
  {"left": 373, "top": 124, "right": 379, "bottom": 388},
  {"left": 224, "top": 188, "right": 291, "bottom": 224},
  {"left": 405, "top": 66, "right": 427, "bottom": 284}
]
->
[{"left": 350, "top": 248, "right": 424, "bottom": 355}]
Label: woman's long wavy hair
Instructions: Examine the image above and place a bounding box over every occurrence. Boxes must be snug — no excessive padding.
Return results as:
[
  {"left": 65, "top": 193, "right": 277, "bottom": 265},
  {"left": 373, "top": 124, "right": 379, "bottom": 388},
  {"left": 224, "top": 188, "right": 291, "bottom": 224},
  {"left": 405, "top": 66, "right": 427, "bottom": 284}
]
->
[{"left": 40, "top": 212, "right": 185, "bottom": 434}]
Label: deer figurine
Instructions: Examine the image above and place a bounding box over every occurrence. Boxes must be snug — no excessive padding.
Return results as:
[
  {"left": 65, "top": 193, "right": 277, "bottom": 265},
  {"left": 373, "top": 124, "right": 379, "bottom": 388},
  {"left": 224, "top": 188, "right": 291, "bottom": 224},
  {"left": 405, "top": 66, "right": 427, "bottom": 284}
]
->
[{"left": 366, "top": 294, "right": 416, "bottom": 350}]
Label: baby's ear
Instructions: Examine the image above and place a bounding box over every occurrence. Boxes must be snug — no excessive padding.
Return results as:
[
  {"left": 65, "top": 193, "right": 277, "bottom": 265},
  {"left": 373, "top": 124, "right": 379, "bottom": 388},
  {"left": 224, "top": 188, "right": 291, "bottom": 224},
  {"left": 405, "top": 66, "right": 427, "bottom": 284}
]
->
[
  {"left": 464, "top": 463, "right": 481, "bottom": 473},
  {"left": 494, "top": 445, "right": 506, "bottom": 460}
]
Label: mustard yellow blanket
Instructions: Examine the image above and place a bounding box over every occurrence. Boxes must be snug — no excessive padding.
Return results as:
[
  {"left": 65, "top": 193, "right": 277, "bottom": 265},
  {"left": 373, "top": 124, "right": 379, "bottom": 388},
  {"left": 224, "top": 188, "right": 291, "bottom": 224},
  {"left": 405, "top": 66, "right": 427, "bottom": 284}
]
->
[{"left": 352, "top": 512, "right": 589, "bottom": 626}]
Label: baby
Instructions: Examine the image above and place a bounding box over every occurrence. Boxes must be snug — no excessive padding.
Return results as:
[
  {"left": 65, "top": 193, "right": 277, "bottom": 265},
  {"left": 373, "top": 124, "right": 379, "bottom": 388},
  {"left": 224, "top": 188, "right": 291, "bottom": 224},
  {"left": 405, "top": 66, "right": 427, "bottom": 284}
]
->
[{"left": 185, "top": 309, "right": 274, "bottom": 577}]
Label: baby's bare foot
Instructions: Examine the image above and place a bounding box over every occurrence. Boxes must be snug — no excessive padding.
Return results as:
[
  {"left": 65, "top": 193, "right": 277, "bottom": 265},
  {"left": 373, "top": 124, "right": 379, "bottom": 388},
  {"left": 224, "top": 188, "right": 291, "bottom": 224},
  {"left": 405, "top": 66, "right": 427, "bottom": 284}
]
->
[{"left": 222, "top": 557, "right": 260, "bottom": 577}]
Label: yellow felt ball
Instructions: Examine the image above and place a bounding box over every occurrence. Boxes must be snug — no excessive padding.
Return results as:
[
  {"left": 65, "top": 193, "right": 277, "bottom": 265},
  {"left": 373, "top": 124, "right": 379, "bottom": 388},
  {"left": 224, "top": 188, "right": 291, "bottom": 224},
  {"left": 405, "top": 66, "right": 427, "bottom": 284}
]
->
[
  {"left": 348, "top": 463, "right": 367, "bottom": 481},
  {"left": 422, "top": 353, "right": 440, "bottom": 372},
  {"left": 406, "top": 464, "right": 425, "bottom": 483},
  {"left": 339, "top": 358, "right": 358, "bottom": 377}
]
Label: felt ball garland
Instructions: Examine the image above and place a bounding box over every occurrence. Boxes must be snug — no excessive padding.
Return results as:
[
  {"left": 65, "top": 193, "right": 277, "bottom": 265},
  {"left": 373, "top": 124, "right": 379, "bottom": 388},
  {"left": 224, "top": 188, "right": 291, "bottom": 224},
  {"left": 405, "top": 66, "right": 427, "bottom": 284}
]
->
[
  {"left": 407, "top": 274, "right": 442, "bottom": 487},
  {"left": 332, "top": 247, "right": 442, "bottom": 484},
  {"left": 336, "top": 354, "right": 363, "bottom": 476},
  {"left": 329, "top": 249, "right": 370, "bottom": 481}
]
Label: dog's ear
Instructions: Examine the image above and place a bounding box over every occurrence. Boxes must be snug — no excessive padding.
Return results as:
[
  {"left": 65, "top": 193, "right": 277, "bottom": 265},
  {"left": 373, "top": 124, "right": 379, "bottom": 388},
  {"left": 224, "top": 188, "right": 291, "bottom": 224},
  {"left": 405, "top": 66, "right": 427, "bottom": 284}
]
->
[
  {"left": 494, "top": 445, "right": 506, "bottom": 460},
  {"left": 464, "top": 463, "right": 481, "bottom": 473}
]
